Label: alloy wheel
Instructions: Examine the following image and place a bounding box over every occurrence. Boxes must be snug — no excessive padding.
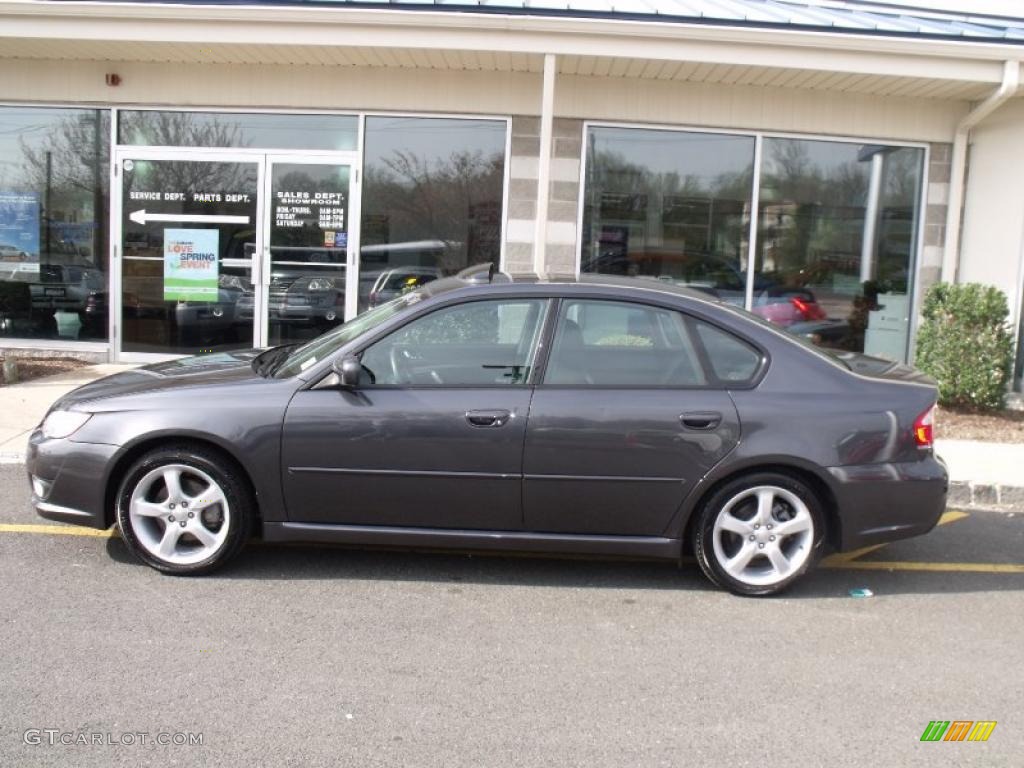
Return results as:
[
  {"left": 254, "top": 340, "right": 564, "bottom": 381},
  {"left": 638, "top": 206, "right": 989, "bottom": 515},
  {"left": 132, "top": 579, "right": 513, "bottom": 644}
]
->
[
  {"left": 711, "top": 485, "right": 814, "bottom": 588},
  {"left": 127, "top": 463, "right": 231, "bottom": 566}
]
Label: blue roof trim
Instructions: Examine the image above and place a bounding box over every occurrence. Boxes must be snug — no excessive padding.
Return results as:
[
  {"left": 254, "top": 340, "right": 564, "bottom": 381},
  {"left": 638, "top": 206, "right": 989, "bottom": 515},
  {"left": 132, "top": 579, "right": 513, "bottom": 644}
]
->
[{"left": 92, "top": 0, "right": 1024, "bottom": 44}]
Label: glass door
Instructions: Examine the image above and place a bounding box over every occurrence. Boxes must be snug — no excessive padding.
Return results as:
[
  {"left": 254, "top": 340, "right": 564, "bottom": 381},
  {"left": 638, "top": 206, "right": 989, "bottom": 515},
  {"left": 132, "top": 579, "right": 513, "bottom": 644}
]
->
[
  {"left": 262, "top": 156, "right": 357, "bottom": 347},
  {"left": 115, "top": 150, "right": 263, "bottom": 359}
]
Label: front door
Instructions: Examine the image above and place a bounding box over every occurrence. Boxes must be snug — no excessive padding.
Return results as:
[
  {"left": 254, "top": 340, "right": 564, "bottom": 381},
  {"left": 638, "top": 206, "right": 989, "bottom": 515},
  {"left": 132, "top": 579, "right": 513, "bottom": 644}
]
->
[
  {"left": 116, "top": 152, "right": 261, "bottom": 358},
  {"left": 114, "top": 150, "right": 358, "bottom": 360},
  {"left": 281, "top": 297, "right": 549, "bottom": 530}
]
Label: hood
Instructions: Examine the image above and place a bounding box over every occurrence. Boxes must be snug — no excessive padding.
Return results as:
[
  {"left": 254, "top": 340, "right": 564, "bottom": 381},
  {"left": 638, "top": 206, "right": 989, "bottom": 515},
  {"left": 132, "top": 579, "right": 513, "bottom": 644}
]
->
[{"left": 53, "top": 350, "right": 266, "bottom": 412}]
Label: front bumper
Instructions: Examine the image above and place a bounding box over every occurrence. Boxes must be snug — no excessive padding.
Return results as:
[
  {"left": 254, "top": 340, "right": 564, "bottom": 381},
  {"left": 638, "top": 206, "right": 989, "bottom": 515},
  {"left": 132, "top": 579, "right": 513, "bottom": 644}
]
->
[
  {"left": 829, "top": 453, "right": 948, "bottom": 551},
  {"left": 27, "top": 429, "right": 119, "bottom": 530}
]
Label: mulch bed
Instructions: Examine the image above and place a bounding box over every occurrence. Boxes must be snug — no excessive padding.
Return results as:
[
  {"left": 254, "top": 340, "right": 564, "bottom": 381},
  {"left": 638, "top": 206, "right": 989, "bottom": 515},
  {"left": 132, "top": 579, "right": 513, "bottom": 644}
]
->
[
  {"left": 936, "top": 405, "right": 1024, "bottom": 443},
  {"left": 0, "top": 357, "right": 91, "bottom": 387}
]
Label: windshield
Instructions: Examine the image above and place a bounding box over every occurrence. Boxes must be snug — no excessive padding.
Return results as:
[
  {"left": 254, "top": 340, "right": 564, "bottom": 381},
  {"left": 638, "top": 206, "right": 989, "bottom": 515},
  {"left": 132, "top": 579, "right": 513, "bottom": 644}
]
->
[{"left": 272, "top": 294, "right": 417, "bottom": 378}]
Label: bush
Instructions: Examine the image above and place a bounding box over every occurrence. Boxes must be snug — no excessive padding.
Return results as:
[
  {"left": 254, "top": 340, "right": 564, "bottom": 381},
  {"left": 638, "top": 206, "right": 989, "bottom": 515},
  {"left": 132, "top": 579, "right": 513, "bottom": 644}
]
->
[{"left": 915, "top": 282, "right": 1013, "bottom": 411}]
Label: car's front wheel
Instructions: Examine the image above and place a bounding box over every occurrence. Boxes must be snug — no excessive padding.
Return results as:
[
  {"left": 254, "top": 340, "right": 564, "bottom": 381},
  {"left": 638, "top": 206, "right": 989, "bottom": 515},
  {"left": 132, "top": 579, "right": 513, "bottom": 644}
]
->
[
  {"left": 694, "top": 472, "right": 824, "bottom": 596},
  {"left": 116, "top": 446, "right": 252, "bottom": 575}
]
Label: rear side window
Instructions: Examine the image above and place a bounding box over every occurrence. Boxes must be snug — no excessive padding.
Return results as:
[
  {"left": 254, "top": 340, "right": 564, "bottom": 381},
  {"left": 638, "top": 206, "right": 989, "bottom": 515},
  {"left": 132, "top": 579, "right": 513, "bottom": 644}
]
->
[
  {"left": 544, "top": 299, "right": 707, "bottom": 387},
  {"left": 694, "top": 321, "right": 762, "bottom": 384}
]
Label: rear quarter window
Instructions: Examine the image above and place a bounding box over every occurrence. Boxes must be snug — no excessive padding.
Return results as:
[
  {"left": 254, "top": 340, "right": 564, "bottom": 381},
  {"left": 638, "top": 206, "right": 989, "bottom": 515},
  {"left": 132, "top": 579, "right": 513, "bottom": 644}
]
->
[{"left": 694, "top": 321, "right": 762, "bottom": 385}]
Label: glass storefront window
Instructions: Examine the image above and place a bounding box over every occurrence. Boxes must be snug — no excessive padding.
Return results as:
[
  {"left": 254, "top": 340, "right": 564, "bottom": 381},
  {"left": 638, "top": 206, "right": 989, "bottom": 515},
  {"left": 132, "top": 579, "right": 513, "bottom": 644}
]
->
[
  {"left": 0, "top": 107, "right": 110, "bottom": 342},
  {"left": 359, "top": 117, "right": 507, "bottom": 311},
  {"left": 118, "top": 111, "right": 358, "bottom": 152},
  {"left": 581, "top": 126, "right": 925, "bottom": 363},
  {"left": 581, "top": 127, "right": 755, "bottom": 303},
  {"left": 755, "top": 139, "right": 924, "bottom": 361}
]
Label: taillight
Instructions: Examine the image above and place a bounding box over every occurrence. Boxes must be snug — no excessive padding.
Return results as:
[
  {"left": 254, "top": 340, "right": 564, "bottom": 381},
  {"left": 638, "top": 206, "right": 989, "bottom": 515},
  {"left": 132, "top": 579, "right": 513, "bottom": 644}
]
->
[
  {"left": 791, "top": 296, "right": 826, "bottom": 321},
  {"left": 913, "top": 404, "right": 935, "bottom": 448}
]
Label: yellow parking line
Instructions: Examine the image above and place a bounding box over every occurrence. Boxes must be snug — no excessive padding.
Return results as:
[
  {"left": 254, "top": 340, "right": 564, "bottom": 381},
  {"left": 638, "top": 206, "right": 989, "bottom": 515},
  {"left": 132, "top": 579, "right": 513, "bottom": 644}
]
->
[
  {"left": 822, "top": 560, "right": 1024, "bottom": 574},
  {"left": 0, "top": 523, "right": 115, "bottom": 538},
  {"left": 825, "top": 510, "right": 970, "bottom": 564}
]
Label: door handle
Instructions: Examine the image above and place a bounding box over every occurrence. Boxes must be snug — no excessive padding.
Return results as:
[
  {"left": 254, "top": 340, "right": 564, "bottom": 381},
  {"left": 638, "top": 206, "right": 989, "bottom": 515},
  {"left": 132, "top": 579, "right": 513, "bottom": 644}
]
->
[
  {"left": 680, "top": 411, "right": 722, "bottom": 430},
  {"left": 465, "top": 409, "right": 512, "bottom": 428}
]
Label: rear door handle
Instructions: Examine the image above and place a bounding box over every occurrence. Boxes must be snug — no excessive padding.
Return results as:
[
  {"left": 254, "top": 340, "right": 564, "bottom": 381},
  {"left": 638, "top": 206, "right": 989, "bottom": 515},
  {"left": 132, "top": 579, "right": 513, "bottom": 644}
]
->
[
  {"left": 465, "top": 409, "right": 512, "bottom": 428},
  {"left": 680, "top": 411, "right": 722, "bottom": 430}
]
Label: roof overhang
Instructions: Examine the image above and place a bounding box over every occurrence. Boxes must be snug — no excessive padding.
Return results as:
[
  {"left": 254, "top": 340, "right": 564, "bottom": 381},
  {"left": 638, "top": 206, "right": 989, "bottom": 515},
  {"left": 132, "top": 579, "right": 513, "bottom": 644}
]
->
[{"left": 1, "top": 1, "right": 1021, "bottom": 101}]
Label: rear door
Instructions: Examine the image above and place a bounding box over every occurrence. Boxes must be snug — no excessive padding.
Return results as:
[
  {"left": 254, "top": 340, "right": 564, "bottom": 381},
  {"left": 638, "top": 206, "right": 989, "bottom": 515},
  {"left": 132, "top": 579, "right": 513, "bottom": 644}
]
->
[
  {"left": 523, "top": 298, "right": 746, "bottom": 536},
  {"left": 281, "top": 297, "right": 549, "bottom": 530}
]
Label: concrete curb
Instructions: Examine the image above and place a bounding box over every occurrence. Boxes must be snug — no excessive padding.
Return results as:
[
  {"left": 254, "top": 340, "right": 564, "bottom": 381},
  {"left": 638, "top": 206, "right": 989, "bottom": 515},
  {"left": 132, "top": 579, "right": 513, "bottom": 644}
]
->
[{"left": 948, "top": 481, "right": 1024, "bottom": 512}]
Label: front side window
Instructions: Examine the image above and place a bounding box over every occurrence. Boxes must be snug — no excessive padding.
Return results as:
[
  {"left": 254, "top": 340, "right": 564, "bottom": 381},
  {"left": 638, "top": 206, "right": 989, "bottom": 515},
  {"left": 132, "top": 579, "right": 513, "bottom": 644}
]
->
[
  {"left": 544, "top": 300, "right": 707, "bottom": 387},
  {"left": 360, "top": 299, "right": 547, "bottom": 386}
]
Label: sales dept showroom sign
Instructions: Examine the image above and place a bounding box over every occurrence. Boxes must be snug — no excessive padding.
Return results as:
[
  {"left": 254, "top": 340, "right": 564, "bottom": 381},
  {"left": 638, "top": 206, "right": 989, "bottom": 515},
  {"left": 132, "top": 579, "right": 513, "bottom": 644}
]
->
[{"left": 164, "top": 229, "right": 219, "bottom": 302}]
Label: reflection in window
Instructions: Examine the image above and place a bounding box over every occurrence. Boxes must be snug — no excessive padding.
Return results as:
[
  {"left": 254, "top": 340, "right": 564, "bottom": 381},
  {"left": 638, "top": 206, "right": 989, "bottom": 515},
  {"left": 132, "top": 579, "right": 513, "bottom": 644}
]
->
[
  {"left": 118, "top": 111, "right": 358, "bottom": 151},
  {"left": 755, "top": 139, "right": 923, "bottom": 361},
  {"left": 545, "top": 300, "right": 707, "bottom": 387},
  {"left": 581, "top": 127, "right": 754, "bottom": 304},
  {"left": 0, "top": 107, "right": 110, "bottom": 342},
  {"left": 359, "top": 117, "right": 507, "bottom": 311},
  {"left": 361, "top": 299, "right": 545, "bottom": 386}
]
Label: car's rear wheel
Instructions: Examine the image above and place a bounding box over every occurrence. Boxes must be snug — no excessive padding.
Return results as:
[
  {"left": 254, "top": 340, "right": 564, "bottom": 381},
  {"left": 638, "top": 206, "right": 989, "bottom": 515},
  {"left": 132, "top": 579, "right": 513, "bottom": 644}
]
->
[
  {"left": 116, "top": 446, "right": 252, "bottom": 575},
  {"left": 694, "top": 472, "right": 824, "bottom": 596}
]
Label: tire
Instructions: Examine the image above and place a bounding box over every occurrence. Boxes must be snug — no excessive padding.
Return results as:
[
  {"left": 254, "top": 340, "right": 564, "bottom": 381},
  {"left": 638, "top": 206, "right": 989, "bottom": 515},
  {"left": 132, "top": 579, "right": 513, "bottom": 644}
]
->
[
  {"left": 694, "top": 472, "right": 825, "bottom": 596},
  {"left": 115, "top": 445, "right": 253, "bottom": 575}
]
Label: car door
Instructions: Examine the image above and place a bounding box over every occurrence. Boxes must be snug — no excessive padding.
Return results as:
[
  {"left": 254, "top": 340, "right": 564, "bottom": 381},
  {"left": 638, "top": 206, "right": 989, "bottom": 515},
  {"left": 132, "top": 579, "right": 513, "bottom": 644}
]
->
[
  {"left": 523, "top": 298, "right": 745, "bottom": 537},
  {"left": 281, "top": 297, "right": 549, "bottom": 530}
]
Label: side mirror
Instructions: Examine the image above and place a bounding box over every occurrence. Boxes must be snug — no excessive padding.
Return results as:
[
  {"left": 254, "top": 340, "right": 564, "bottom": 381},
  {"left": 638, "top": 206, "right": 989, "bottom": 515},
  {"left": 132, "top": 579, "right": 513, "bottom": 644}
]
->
[{"left": 332, "top": 356, "right": 362, "bottom": 388}]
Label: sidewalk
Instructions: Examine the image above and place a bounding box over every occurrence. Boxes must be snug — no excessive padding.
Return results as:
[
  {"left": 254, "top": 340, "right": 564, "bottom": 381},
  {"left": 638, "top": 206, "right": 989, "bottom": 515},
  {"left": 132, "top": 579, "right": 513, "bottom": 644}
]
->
[
  {"left": 1, "top": 365, "right": 1021, "bottom": 509},
  {"left": 0, "top": 364, "right": 139, "bottom": 461}
]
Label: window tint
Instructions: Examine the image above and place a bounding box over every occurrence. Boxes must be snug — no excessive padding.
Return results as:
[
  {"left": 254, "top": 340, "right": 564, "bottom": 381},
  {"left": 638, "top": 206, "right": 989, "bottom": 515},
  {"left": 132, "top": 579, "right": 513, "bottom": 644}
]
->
[
  {"left": 694, "top": 321, "right": 762, "bottom": 384},
  {"left": 544, "top": 300, "right": 706, "bottom": 387},
  {"left": 361, "top": 299, "right": 546, "bottom": 386}
]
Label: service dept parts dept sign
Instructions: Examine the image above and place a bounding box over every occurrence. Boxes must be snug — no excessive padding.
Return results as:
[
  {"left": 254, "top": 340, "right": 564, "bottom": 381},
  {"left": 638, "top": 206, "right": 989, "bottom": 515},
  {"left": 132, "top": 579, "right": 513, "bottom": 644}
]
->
[{"left": 163, "top": 228, "right": 219, "bottom": 302}]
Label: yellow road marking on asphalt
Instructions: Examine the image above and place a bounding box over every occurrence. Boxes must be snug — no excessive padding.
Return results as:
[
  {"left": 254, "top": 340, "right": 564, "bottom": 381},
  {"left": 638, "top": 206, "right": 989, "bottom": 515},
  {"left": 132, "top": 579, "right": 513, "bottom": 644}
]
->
[
  {"left": 0, "top": 523, "right": 115, "bottom": 538},
  {"left": 822, "top": 560, "right": 1024, "bottom": 574},
  {"left": 823, "top": 509, "right": 971, "bottom": 565},
  {"left": 0, "top": 511, "right": 1021, "bottom": 576}
]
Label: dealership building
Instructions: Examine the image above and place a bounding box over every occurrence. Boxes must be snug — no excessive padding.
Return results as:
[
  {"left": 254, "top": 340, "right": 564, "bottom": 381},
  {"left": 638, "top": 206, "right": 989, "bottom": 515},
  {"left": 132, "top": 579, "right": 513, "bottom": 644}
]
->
[{"left": 0, "top": 0, "right": 1023, "bottom": 388}]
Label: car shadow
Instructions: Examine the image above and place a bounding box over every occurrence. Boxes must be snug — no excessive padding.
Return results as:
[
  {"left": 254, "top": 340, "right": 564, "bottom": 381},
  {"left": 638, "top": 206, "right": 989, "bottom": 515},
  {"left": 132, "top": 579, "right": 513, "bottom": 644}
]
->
[{"left": 103, "top": 536, "right": 1024, "bottom": 599}]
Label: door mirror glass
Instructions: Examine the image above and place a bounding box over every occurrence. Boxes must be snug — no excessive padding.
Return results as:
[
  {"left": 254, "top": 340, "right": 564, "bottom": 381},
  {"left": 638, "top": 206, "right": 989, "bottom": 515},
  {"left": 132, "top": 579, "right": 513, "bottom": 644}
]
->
[{"left": 333, "top": 355, "right": 362, "bottom": 387}]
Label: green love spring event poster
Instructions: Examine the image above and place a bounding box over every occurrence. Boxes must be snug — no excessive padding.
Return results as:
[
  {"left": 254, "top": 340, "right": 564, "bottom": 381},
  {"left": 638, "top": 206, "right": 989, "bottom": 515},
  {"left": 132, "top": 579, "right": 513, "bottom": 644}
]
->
[{"left": 164, "top": 228, "right": 219, "bottom": 302}]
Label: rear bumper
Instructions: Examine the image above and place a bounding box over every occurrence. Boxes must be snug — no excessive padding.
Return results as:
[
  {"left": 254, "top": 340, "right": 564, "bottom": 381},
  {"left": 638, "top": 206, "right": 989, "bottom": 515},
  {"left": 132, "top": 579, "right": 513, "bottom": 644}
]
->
[
  {"left": 26, "top": 429, "right": 119, "bottom": 530},
  {"left": 829, "top": 454, "right": 948, "bottom": 551}
]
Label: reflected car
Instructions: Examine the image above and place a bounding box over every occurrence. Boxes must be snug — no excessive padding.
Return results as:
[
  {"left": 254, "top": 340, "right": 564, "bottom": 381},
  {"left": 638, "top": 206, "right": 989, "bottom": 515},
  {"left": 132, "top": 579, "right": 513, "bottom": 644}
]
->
[
  {"left": 751, "top": 287, "right": 828, "bottom": 327},
  {"left": 28, "top": 274, "right": 947, "bottom": 596},
  {"left": 236, "top": 273, "right": 346, "bottom": 331},
  {"left": 0, "top": 243, "right": 31, "bottom": 262}
]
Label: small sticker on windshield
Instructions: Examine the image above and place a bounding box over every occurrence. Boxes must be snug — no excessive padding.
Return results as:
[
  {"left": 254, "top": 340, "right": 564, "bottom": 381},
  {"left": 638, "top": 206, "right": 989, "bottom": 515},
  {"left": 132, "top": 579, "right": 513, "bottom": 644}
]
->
[{"left": 299, "top": 358, "right": 316, "bottom": 372}]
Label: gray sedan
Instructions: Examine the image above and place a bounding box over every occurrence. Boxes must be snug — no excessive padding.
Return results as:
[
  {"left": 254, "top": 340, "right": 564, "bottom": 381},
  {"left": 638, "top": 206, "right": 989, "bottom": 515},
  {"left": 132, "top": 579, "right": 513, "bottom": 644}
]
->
[{"left": 28, "top": 274, "right": 947, "bottom": 595}]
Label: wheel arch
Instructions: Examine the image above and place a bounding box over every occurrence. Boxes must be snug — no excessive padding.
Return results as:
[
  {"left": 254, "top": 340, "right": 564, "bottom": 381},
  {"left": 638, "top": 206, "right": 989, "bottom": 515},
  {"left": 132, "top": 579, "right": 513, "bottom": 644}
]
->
[
  {"left": 103, "top": 431, "right": 262, "bottom": 532},
  {"left": 677, "top": 459, "right": 841, "bottom": 556}
]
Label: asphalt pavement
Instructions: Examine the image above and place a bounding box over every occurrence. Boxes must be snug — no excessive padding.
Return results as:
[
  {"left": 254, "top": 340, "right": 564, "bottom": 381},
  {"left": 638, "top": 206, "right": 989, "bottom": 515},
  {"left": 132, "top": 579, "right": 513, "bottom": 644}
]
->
[{"left": 0, "top": 465, "right": 1022, "bottom": 767}]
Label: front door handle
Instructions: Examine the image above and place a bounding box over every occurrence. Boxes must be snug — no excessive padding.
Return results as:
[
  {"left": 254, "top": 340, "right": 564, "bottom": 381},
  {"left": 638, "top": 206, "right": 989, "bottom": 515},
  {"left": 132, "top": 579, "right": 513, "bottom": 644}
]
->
[
  {"left": 465, "top": 409, "right": 512, "bottom": 428},
  {"left": 680, "top": 411, "right": 722, "bottom": 430}
]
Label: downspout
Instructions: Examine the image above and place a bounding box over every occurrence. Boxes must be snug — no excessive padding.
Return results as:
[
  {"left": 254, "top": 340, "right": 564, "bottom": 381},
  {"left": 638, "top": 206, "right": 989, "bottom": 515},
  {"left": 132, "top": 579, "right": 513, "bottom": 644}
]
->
[
  {"left": 534, "top": 53, "right": 557, "bottom": 278},
  {"left": 942, "top": 60, "right": 1021, "bottom": 283}
]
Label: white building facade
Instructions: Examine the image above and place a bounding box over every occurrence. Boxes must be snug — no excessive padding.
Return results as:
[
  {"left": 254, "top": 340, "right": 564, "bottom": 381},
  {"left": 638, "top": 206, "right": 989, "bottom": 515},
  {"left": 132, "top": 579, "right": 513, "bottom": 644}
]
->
[{"left": 0, "top": 0, "right": 1022, "bottom": 389}]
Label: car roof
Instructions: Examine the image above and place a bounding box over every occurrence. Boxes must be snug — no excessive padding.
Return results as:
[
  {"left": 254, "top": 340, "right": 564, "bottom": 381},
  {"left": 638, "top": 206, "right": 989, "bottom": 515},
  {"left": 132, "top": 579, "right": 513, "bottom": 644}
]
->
[{"left": 416, "top": 270, "right": 722, "bottom": 308}]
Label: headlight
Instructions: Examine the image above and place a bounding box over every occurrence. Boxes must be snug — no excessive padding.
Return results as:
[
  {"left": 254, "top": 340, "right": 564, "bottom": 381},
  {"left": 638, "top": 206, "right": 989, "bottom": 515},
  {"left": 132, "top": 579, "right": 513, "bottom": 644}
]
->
[{"left": 41, "top": 410, "right": 91, "bottom": 439}]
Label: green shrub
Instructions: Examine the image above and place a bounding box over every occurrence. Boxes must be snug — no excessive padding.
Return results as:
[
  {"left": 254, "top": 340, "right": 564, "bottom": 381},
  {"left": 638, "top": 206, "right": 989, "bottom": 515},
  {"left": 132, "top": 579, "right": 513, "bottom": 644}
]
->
[{"left": 915, "top": 283, "right": 1013, "bottom": 411}]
